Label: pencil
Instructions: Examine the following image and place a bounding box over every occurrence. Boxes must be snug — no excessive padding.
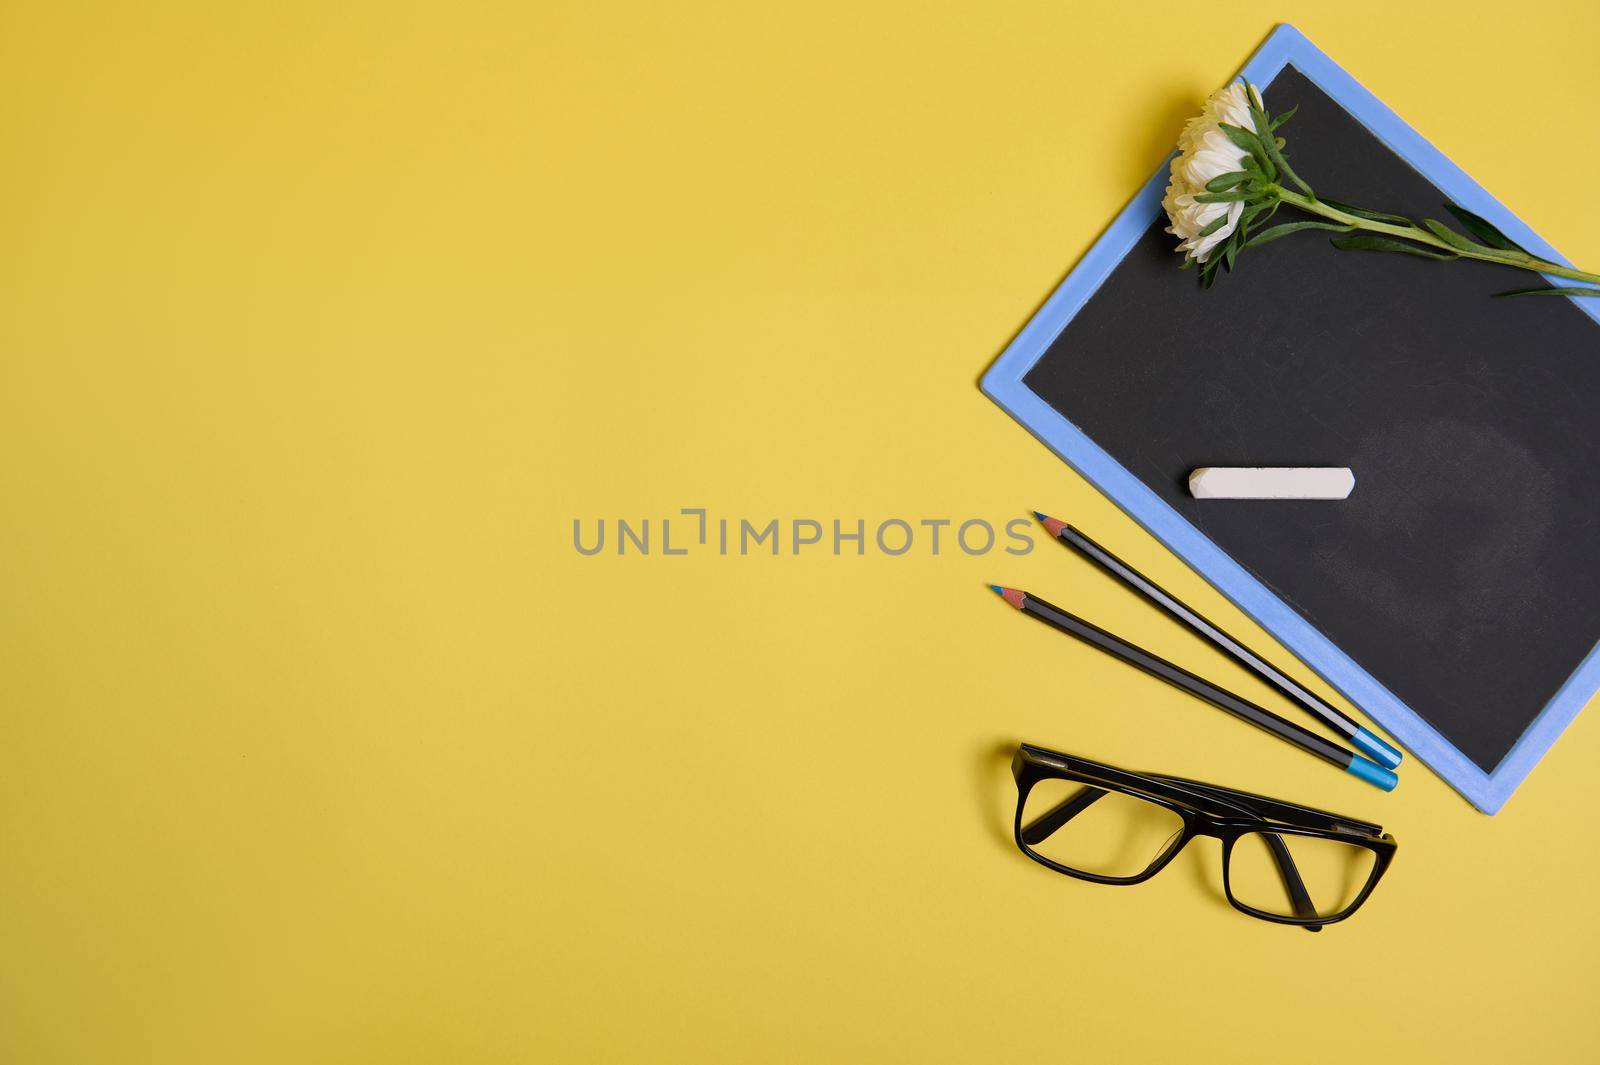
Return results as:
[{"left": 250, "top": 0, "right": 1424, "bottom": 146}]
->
[
  {"left": 989, "top": 585, "right": 1397, "bottom": 791},
  {"left": 1032, "top": 513, "right": 1402, "bottom": 770}
]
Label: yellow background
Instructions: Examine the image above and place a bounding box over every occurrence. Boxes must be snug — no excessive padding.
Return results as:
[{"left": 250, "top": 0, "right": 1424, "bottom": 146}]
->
[{"left": 4, "top": 3, "right": 1598, "bottom": 1061}]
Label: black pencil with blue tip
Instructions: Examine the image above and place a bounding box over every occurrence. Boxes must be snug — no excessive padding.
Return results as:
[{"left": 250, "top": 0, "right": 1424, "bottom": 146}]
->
[
  {"left": 989, "top": 585, "right": 1397, "bottom": 791},
  {"left": 1032, "top": 512, "right": 1403, "bottom": 771}
]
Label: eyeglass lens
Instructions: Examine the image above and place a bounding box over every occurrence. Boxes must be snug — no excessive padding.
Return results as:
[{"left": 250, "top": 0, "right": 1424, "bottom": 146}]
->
[{"left": 1020, "top": 780, "right": 1185, "bottom": 879}]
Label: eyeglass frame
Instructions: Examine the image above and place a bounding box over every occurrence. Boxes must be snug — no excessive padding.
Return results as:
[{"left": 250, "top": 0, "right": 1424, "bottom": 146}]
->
[{"left": 1011, "top": 742, "right": 1397, "bottom": 931}]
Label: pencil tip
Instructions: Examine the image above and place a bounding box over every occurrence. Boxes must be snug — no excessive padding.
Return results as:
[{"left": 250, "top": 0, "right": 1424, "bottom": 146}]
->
[
  {"left": 990, "top": 585, "right": 1025, "bottom": 609},
  {"left": 1033, "top": 511, "right": 1066, "bottom": 537}
]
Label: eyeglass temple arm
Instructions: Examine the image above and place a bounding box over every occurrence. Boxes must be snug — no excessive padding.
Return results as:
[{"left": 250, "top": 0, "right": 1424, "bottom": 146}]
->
[
  {"left": 1023, "top": 786, "right": 1323, "bottom": 931},
  {"left": 1019, "top": 786, "right": 1108, "bottom": 846},
  {"left": 1150, "top": 776, "right": 1323, "bottom": 929},
  {"left": 1258, "top": 831, "right": 1322, "bottom": 931},
  {"left": 1152, "top": 774, "right": 1380, "bottom": 836},
  {"left": 1019, "top": 747, "right": 1382, "bottom": 837}
]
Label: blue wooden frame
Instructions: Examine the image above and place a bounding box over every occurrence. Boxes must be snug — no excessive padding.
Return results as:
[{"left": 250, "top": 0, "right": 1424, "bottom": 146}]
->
[{"left": 981, "top": 23, "right": 1600, "bottom": 814}]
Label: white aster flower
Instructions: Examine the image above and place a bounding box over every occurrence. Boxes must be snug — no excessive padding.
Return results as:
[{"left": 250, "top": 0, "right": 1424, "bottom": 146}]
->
[
  {"left": 1149, "top": 79, "right": 1600, "bottom": 295},
  {"left": 1163, "top": 82, "right": 1262, "bottom": 263}
]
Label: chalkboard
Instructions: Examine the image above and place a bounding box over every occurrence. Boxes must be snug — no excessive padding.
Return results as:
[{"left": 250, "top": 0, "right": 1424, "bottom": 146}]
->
[{"left": 982, "top": 26, "right": 1600, "bottom": 812}]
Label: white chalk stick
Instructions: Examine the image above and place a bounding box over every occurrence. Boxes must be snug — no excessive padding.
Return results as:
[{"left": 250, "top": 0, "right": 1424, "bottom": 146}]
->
[{"left": 1188, "top": 467, "right": 1355, "bottom": 500}]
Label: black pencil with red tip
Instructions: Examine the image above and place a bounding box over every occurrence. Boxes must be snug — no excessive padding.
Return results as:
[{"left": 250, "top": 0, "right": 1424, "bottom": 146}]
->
[
  {"left": 988, "top": 584, "right": 1396, "bottom": 791},
  {"left": 1029, "top": 512, "right": 1402, "bottom": 771}
]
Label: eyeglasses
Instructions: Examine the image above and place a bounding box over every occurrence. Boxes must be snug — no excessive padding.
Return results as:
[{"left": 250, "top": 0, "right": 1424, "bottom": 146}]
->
[{"left": 1011, "top": 743, "right": 1396, "bottom": 931}]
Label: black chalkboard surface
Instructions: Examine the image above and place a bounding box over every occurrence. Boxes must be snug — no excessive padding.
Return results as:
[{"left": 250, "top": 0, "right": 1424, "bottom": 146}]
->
[{"left": 1022, "top": 66, "right": 1600, "bottom": 777}]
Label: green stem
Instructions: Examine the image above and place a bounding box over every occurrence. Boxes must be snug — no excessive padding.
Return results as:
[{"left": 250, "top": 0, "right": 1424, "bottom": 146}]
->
[{"left": 1276, "top": 188, "right": 1600, "bottom": 286}]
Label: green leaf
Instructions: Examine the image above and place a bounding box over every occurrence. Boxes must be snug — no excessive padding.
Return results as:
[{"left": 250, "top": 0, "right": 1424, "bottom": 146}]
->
[
  {"left": 1420, "top": 218, "right": 1484, "bottom": 254},
  {"left": 1444, "top": 203, "right": 1530, "bottom": 255},
  {"left": 1493, "top": 285, "right": 1600, "bottom": 298},
  {"left": 1269, "top": 104, "right": 1298, "bottom": 130},
  {"left": 1236, "top": 201, "right": 1278, "bottom": 251},
  {"left": 1330, "top": 234, "right": 1457, "bottom": 260},
  {"left": 1218, "top": 122, "right": 1261, "bottom": 154},
  {"left": 1239, "top": 202, "right": 1273, "bottom": 231},
  {"left": 1200, "top": 243, "right": 1230, "bottom": 285},
  {"left": 1244, "top": 220, "right": 1354, "bottom": 248},
  {"left": 1318, "top": 198, "right": 1413, "bottom": 226},
  {"left": 1246, "top": 102, "right": 1312, "bottom": 197},
  {"left": 1218, "top": 123, "right": 1273, "bottom": 177},
  {"left": 1197, "top": 214, "right": 1230, "bottom": 237},
  {"left": 1194, "top": 191, "right": 1252, "bottom": 203},
  {"left": 1204, "top": 170, "right": 1253, "bottom": 193}
]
